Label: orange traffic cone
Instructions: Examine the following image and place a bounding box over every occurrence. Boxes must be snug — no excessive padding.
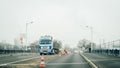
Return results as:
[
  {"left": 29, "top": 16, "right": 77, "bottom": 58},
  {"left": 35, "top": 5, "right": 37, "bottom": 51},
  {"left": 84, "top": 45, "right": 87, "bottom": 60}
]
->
[
  {"left": 40, "top": 61, "right": 45, "bottom": 67},
  {"left": 40, "top": 55, "right": 45, "bottom": 68}
]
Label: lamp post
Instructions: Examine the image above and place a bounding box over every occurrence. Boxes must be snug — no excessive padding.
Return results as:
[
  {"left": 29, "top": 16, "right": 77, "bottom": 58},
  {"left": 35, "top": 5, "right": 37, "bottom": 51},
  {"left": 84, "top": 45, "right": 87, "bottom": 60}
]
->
[
  {"left": 86, "top": 26, "right": 93, "bottom": 52},
  {"left": 26, "top": 21, "right": 33, "bottom": 50}
]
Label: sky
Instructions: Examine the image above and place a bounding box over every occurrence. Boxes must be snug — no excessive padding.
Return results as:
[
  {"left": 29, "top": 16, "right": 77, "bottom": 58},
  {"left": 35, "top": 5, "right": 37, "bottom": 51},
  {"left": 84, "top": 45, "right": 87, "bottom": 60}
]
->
[{"left": 0, "top": 0, "right": 120, "bottom": 47}]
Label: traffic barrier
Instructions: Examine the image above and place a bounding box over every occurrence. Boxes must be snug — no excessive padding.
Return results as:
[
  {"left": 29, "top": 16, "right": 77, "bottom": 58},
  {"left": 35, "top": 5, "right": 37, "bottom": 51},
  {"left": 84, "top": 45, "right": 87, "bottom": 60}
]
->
[
  {"left": 40, "top": 55, "right": 46, "bottom": 68},
  {"left": 80, "top": 53, "right": 98, "bottom": 68}
]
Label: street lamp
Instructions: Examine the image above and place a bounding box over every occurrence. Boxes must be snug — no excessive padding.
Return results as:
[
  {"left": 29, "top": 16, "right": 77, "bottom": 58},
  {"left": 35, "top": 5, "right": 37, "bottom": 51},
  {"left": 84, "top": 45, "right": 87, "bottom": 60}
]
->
[
  {"left": 26, "top": 21, "right": 33, "bottom": 50},
  {"left": 86, "top": 26, "right": 93, "bottom": 52}
]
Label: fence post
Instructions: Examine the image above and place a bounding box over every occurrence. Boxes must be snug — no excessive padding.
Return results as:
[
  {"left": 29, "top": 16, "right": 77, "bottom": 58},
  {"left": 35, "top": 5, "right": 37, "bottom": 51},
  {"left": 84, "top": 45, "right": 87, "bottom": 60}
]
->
[{"left": 119, "top": 40, "right": 120, "bottom": 56}]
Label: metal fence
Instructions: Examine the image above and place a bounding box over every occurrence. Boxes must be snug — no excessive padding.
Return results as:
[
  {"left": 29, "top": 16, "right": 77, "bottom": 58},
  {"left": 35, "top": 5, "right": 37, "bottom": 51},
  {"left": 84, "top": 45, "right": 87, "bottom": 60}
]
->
[
  {"left": 92, "top": 39, "right": 120, "bottom": 56},
  {"left": 0, "top": 50, "right": 32, "bottom": 54},
  {"left": 0, "top": 42, "right": 38, "bottom": 54}
]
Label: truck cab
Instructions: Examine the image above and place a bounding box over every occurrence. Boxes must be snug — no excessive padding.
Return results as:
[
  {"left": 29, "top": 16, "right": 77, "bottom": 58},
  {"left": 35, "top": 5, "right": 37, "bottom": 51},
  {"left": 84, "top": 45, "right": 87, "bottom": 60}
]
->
[{"left": 39, "top": 36, "right": 54, "bottom": 55}]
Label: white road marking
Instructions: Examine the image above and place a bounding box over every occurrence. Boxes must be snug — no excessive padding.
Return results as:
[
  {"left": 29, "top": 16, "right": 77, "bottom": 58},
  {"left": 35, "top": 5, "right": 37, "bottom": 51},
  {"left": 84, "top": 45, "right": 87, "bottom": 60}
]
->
[
  {"left": 46, "top": 62, "right": 88, "bottom": 65},
  {"left": 4, "top": 62, "right": 88, "bottom": 66},
  {"left": 0, "top": 56, "right": 40, "bottom": 66},
  {"left": 8, "top": 64, "right": 37, "bottom": 66}
]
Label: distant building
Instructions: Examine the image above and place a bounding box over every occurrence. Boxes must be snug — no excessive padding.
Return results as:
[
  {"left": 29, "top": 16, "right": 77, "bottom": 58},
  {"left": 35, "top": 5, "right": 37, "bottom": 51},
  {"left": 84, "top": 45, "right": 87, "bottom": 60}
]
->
[{"left": 14, "top": 34, "right": 25, "bottom": 46}]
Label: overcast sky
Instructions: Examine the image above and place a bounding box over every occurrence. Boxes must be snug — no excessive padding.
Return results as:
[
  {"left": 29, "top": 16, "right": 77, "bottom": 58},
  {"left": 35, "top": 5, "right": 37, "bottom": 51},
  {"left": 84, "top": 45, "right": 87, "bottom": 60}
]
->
[{"left": 0, "top": 0, "right": 120, "bottom": 47}]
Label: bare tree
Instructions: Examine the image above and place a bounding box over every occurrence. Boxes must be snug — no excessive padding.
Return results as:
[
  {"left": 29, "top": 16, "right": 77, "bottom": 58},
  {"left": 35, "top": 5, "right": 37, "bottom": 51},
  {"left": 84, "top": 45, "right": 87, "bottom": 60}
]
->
[{"left": 77, "top": 39, "right": 91, "bottom": 50}]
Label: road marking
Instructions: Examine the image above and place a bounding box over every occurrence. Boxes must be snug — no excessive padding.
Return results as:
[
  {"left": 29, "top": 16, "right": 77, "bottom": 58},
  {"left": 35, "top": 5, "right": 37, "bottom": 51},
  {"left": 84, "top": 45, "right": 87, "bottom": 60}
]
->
[
  {"left": 46, "top": 62, "right": 88, "bottom": 65},
  {"left": 7, "top": 64, "right": 37, "bottom": 66},
  {"left": 0, "top": 56, "right": 40, "bottom": 66}
]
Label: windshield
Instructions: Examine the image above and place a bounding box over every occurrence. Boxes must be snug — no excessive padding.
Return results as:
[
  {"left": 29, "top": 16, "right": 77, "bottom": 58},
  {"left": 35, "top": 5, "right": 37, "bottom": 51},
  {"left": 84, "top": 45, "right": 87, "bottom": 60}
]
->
[
  {"left": 40, "top": 40, "right": 52, "bottom": 44},
  {"left": 0, "top": 0, "right": 120, "bottom": 68}
]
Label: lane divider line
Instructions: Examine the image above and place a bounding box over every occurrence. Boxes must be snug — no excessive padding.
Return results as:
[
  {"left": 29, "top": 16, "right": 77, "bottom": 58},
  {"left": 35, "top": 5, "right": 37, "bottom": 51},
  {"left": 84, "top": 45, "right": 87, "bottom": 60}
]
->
[
  {"left": 46, "top": 62, "right": 88, "bottom": 65},
  {"left": 80, "top": 53, "right": 98, "bottom": 68},
  {"left": 7, "top": 64, "right": 36, "bottom": 66}
]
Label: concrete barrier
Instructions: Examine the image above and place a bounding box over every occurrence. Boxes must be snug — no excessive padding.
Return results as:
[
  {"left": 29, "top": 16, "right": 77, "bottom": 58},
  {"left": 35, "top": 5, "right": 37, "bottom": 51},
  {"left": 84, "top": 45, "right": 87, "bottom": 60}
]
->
[{"left": 80, "top": 53, "right": 98, "bottom": 68}]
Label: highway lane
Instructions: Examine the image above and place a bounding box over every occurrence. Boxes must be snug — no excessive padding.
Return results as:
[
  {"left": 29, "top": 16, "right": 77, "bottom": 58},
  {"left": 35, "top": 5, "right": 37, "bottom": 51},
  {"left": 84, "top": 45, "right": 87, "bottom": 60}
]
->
[
  {"left": 0, "top": 53, "right": 91, "bottom": 68},
  {"left": 83, "top": 53, "right": 120, "bottom": 68},
  {"left": 38, "top": 53, "right": 91, "bottom": 68},
  {"left": 0, "top": 54, "right": 59, "bottom": 68}
]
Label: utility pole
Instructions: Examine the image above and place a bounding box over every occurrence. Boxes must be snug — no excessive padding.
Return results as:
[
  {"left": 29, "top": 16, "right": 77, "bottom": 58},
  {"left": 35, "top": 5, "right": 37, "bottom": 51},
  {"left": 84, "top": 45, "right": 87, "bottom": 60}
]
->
[
  {"left": 26, "top": 21, "right": 33, "bottom": 50},
  {"left": 86, "top": 26, "right": 93, "bottom": 53}
]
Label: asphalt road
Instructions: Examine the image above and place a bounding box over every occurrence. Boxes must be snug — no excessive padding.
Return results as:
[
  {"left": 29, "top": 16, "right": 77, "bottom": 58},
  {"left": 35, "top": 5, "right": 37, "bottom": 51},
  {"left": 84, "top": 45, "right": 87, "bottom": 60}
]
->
[
  {"left": 0, "top": 54, "right": 60, "bottom": 68},
  {"left": 0, "top": 53, "right": 40, "bottom": 66},
  {"left": 83, "top": 53, "right": 120, "bottom": 68},
  {"left": 40, "top": 53, "right": 91, "bottom": 68},
  {"left": 1, "top": 53, "right": 120, "bottom": 68}
]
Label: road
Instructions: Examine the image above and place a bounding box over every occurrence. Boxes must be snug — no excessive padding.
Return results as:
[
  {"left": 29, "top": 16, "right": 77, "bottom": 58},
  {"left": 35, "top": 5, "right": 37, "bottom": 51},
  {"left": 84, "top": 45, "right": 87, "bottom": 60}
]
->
[
  {"left": 0, "top": 53, "right": 91, "bottom": 68},
  {"left": 0, "top": 53, "right": 60, "bottom": 68},
  {"left": 0, "top": 53, "right": 40, "bottom": 66},
  {"left": 42, "top": 53, "right": 90, "bottom": 68},
  {"left": 83, "top": 53, "right": 120, "bottom": 68}
]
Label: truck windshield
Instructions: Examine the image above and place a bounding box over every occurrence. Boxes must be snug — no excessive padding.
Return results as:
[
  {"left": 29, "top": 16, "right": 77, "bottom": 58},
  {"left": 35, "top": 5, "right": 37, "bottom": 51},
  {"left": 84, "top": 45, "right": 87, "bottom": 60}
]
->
[{"left": 40, "top": 40, "right": 51, "bottom": 44}]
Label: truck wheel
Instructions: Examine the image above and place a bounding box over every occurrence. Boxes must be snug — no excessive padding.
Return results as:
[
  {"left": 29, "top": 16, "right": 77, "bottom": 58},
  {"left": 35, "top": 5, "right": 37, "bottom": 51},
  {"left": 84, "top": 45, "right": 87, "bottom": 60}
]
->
[{"left": 40, "top": 53, "right": 42, "bottom": 55}]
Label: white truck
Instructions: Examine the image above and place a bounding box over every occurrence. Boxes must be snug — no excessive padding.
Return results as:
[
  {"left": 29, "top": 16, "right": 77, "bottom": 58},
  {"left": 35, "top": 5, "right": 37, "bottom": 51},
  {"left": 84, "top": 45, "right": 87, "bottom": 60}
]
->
[{"left": 39, "top": 36, "right": 54, "bottom": 55}]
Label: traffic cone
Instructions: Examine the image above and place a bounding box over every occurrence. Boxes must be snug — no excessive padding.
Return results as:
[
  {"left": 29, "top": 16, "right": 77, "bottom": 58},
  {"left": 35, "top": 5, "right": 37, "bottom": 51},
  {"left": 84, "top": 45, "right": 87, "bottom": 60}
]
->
[{"left": 40, "top": 55, "right": 45, "bottom": 68}]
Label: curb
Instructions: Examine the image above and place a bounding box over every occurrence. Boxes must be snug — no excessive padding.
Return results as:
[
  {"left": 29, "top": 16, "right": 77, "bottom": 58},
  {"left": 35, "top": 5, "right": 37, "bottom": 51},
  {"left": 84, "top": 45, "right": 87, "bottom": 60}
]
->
[{"left": 80, "top": 53, "right": 98, "bottom": 68}]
